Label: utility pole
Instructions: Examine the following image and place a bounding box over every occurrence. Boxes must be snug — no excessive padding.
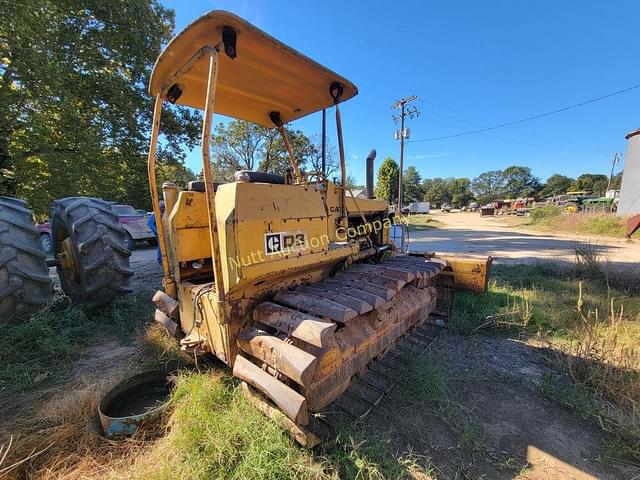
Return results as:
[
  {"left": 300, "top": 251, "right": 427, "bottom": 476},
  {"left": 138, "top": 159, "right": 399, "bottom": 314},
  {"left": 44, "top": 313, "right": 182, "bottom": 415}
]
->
[
  {"left": 606, "top": 152, "right": 621, "bottom": 193},
  {"left": 392, "top": 95, "right": 419, "bottom": 213}
]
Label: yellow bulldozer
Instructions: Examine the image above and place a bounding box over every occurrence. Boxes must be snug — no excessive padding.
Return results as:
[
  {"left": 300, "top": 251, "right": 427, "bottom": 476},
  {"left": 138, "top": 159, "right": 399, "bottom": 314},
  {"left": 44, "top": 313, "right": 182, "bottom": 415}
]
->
[
  {"left": 143, "top": 10, "right": 491, "bottom": 446},
  {"left": 0, "top": 9, "right": 490, "bottom": 445},
  {"left": 0, "top": 9, "right": 491, "bottom": 447}
]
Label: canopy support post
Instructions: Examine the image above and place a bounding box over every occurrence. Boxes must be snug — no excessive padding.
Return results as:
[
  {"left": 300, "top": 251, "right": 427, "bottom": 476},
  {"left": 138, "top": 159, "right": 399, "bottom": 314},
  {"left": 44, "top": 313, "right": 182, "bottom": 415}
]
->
[
  {"left": 269, "top": 111, "right": 301, "bottom": 183},
  {"left": 147, "top": 94, "right": 176, "bottom": 297},
  {"left": 201, "top": 49, "right": 226, "bottom": 303}
]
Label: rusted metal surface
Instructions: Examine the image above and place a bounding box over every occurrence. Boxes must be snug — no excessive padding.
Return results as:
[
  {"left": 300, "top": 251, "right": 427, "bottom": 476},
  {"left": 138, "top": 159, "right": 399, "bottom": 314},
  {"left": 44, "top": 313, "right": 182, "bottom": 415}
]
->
[
  {"left": 305, "top": 282, "right": 384, "bottom": 308},
  {"left": 237, "top": 325, "right": 317, "bottom": 386},
  {"left": 99, "top": 371, "right": 173, "bottom": 438},
  {"left": 253, "top": 302, "right": 336, "bottom": 348},
  {"left": 297, "top": 285, "right": 373, "bottom": 314},
  {"left": 335, "top": 271, "right": 403, "bottom": 291},
  {"left": 273, "top": 291, "right": 358, "bottom": 324},
  {"left": 627, "top": 213, "right": 640, "bottom": 238},
  {"left": 240, "top": 383, "right": 323, "bottom": 448},
  {"left": 233, "top": 354, "right": 309, "bottom": 425},
  {"left": 233, "top": 256, "right": 443, "bottom": 445},
  {"left": 324, "top": 277, "right": 394, "bottom": 301}
]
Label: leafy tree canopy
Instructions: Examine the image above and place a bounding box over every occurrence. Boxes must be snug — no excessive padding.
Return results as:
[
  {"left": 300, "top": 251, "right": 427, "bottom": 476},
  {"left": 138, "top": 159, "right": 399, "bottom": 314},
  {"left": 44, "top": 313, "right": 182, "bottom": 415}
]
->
[
  {"left": 210, "top": 120, "right": 316, "bottom": 181},
  {"left": 470, "top": 166, "right": 541, "bottom": 204},
  {"left": 0, "top": 0, "right": 200, "bottom": 217},
  {"left": 501, "top": 165, "right": 541, "bottom": 198},
  {"left": 402, "top": 166, "right": 423, "bottom": 203},
  {"left": 471, "top": 170, "right": 505, "bottom": 205},
  {"left": 422, "top": 177, "right": 473, "bottom": 207},
  {"left": 540, "top": 174, "right": 574, "bottom": 197},
  {"left": 374, "top": 156, "right": 398, "bottom": 204},
  {"left": 570, "top": 173, "right": 609, "bottom": 196}
]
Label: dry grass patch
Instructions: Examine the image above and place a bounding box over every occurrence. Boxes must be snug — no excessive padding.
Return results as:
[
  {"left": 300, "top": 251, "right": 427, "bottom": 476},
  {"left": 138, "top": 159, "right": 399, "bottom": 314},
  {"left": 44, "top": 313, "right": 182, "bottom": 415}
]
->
[
  {"left": 514, "top": 206, "right": 636, "bottom": 239},
  {"left": 453, "top": 259, "right": 640, "bottom": 463}
]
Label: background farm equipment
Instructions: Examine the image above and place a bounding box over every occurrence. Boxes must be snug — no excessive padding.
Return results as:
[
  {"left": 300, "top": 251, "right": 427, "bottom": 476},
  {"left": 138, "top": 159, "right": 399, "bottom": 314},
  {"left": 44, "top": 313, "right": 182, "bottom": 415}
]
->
[{"left": 0, "top": 196, "right": 133, "bottom": 323}]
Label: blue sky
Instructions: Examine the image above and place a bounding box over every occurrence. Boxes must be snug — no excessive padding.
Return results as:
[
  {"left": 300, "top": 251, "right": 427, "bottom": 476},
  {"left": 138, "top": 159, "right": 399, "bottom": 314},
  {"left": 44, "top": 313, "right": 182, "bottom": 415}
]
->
[{"left": 162, "top": 0, "right": 639, "bottom": 185}]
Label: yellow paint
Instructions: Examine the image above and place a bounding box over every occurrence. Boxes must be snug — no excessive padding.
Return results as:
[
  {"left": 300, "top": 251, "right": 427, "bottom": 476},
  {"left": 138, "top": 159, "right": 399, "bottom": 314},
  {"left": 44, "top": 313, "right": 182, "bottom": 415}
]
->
[
  {"left": 437, "top": 255, "right": 493, "bottom": 293},
  {"left": 149, "top": 11, "right": 358, "bottom": 126}
]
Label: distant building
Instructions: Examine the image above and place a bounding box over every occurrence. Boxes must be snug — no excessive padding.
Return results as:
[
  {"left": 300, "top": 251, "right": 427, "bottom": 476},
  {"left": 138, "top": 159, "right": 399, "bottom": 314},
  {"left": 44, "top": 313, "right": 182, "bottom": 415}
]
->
[{"left": 618, "top": 129, "right": 640, "bottom": 215}]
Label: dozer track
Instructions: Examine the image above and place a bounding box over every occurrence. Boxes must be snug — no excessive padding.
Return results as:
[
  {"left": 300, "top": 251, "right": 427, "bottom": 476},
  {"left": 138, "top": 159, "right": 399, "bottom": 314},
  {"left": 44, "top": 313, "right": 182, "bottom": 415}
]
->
[{"left": 233, "top": 255, "right": 446, "bottom": 447}]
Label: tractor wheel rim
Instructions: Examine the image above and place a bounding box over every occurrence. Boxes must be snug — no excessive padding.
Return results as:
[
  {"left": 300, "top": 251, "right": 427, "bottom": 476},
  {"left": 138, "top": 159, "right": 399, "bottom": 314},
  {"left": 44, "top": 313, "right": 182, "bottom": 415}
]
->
[{"left": 58, "top": 237, "right": 79, "bottom": 281}]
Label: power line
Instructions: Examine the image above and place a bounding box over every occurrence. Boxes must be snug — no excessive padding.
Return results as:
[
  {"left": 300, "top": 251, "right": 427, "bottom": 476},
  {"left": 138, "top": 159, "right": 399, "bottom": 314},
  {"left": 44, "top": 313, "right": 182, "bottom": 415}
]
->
[{"left": 409, "top": 83, "right": 640, "bottom": 143}]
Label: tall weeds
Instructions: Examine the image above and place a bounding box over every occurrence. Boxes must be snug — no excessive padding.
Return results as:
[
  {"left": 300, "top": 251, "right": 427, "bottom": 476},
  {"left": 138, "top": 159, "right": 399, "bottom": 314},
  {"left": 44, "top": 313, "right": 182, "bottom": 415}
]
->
[{"left": 563, "top": 281, "right": 640, "bottom": 460}]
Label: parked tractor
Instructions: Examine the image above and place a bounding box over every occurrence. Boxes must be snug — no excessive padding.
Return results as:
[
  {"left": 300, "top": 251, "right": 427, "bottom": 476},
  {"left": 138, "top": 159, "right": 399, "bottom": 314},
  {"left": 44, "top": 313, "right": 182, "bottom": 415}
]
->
[{"left": 0, "top": 196, "right": 133, "bottom": 323}]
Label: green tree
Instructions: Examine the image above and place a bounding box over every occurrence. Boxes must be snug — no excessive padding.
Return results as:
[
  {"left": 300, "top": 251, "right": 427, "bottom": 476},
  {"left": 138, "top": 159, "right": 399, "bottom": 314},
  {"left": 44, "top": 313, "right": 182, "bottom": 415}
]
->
[
  {"left": 157, "top": 159, "right": 196, "bottom": 191},
  {"left": 422, "top": 178, "right": 450, "bottom": 206},
  {"left": 471, "top": 170, "right": 505, "bottom": 205},
  {"left": 1, "top": 0, "right": 200, "bottom": 216},
  {"left": 422, "top": 177, "right": 474, "bottom": 207},
  {"left": 449, "top": 177, "right": 474, "bottom": 207},
  {"left": 570, "top": 173, "right": 609, "bottom": 195},
  {"left": 541, "top": 174, "right": 574, "bottom": 197},
  {"left": 374, "top": 157, "right": 398, "bottom": 204},
  {"left": 211, "top": 120, "right": 316, "bottom": 180},
  {"left": 609, "top": 171, "right": 623, "bottom": 190},
  {"left": 402, "top": 166, "right": 423, "bottom": 203},
  {"left": 502, "top": 165, "right": 541, "bottom": 198},
  {"left": 259, "top": 129, "right": 316, "bottom": 176}
]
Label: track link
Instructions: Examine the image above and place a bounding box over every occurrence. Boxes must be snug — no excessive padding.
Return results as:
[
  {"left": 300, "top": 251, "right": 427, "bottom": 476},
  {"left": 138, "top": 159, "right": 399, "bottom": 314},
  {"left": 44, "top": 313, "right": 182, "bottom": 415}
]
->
[{"left": 234, "top": 255, "right": 447, "bottom": 446}]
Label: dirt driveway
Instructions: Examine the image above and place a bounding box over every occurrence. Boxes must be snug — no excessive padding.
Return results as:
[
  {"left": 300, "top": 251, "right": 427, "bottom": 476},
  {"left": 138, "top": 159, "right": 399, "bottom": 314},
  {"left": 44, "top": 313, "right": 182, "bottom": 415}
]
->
[{"left": 409, "top": 211, "right": 640, "bottom": 266}]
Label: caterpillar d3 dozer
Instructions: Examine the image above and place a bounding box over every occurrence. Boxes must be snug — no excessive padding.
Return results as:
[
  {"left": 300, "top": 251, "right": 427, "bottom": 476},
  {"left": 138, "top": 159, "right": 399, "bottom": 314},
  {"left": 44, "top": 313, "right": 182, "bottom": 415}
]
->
[{"left": 147, "top": 11, "right": 491, "bottom": 446}]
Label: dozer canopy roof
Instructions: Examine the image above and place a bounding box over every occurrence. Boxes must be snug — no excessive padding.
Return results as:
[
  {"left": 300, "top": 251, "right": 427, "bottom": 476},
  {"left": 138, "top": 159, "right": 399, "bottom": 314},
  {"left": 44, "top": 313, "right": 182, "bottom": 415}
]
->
[{"left": 149, "top": 10, "right": 358, "bottom": 127}]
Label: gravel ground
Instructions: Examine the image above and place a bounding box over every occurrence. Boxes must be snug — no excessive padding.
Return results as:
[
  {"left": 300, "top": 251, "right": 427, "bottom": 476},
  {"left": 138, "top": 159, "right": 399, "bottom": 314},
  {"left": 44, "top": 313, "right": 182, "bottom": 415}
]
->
[{"left": 408, "top": 211, "right": 640, "bottom": 267}]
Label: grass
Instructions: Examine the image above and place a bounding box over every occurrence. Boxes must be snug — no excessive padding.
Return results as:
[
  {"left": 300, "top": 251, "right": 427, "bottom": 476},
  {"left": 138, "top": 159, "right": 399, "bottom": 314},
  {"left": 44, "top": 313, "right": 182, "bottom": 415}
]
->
[
  {"left": 512, "top": 205, "right": 635, "bottom": 238},
  {"left": 403, "top": 214, "right": 442, "bottom": 232},
  {"left": 0, "top": 292, "right": 154, "bottom": 393},
  {"left": 114, "top": 370, "right": 438, "bottom": 480},
  {"left": 398, "top": 354, "right": 482, "bottom": 452},
  {"left": 1, "top": 321, "right": 437, "bottom": 479},
  {"left": 409, "top": 354, "right": 448, "bottom": 402},
  {"left": 3, "top": 255, "right": 639, "bottom": 476},
  {"left": 121, "top": 371, "right": 325, "bottom": 480},
  {"left": 451, "top": 263, "right": 640, "bottom": 336},
  {"left": 452, "top": 259, "right": 640, "bottom": 462}
]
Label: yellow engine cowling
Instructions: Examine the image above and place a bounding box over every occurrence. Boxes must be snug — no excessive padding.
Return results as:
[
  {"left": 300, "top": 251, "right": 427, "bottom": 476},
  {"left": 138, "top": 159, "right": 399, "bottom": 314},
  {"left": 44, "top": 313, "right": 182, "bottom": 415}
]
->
[{"left": 163, "top": 179, "right": 390, "bottom": 364}]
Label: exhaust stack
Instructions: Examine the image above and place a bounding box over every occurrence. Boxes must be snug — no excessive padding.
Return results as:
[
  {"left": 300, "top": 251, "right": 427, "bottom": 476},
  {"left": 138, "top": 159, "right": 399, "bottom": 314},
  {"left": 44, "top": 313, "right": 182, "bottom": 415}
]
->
[{"left": 366, "top": 149, "right": 376, "bottom": 199}]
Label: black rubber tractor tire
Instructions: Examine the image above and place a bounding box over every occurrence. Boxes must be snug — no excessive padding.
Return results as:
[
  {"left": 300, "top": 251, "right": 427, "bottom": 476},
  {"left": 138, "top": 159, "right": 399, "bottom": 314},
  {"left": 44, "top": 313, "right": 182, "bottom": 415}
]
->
[
  {"left": 51, "top": 197, "right": 133, "bottom": 307},
  {"left": 0, "top": 197, "right": 53, "bottom": 324}
]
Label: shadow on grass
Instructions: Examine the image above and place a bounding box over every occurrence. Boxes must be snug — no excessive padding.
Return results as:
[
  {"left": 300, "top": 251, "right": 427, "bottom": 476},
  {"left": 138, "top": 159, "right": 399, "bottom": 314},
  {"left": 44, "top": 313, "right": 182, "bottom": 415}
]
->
[{"left": 0, "top": 292, "right": 154, "bottom": 394}]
